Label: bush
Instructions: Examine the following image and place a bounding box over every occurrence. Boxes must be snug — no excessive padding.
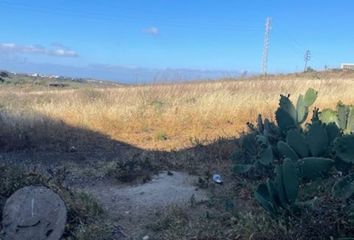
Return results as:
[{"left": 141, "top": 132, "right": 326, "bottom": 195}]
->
[{"left": 0, "top": 71, "right": 9, "bottom": 78}]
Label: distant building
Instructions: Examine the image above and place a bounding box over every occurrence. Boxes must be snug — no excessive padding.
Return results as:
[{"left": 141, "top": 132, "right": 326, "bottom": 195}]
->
[
  {"left": 48, "top": 75, "right": 60, "bottom": 79},
  {"left": 341, "top": 63, "right": 354, "bottom": 70}
]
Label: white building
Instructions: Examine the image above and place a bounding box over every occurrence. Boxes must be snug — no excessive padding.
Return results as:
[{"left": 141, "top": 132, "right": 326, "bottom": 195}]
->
[{"left": 341, "top": 63, "right": 354, "bottom": 70}]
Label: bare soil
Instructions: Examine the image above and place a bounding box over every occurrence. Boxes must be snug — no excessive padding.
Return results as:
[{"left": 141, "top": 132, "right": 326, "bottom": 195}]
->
[{"left": 84, "top": 171, "right": 209, "bottom": 238}]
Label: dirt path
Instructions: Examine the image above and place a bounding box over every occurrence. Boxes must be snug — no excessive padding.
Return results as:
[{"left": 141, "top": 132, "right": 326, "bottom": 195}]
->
[{"left": 84, "top": 171, "right": 209, "bottom": 239}]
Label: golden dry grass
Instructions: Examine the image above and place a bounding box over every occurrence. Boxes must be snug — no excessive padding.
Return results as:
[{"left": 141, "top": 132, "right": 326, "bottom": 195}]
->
[{"left": 1, "top": 77, "right": 354, "bottom": 150}]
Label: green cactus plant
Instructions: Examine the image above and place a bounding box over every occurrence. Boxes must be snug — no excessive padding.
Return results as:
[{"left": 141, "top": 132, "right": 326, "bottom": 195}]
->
[
  {"left": 319, "top": 109, "right": 338, "bottom": 125},
  {"left": 277, "top": 141, "right": 299, "bottom": 161},
  {"left": 275, "top": 106, "right": 297, "bottom": 132},
  {"left": 296, "top": 94, "right": 307, "bottom": 124},
  {"left": 303, "top": 88, "right": 318, "bottom": 107},
  {"left": 347, "top": 106, "right": 354, "bottom": 133},
  {"left": 306, "top": 121, "right": 329, "bottom": 157},
  {"left": 274, "top": 165, "right": 288, "bottom": 208},
  {"left": 333, "top": 135, "right": 354, "bottom": 164},
  {"left": 241, "top": 133, "right": 258, "bottom": 158},
  {"left": 258, "top": 145, "right": 273, "bottom": 165},
  {"left": 286, "top": 129, "right": 310, "bottom": 158},
  {"left": 282, "top": 159, "right": 299, "bottom": 204},
  {"left": 296, "top": 88, "right": 318, "bottom": 124},
  {"left": 254, "top": 159, "right": 299, "bottom": 216},
  {"left": 233, "top": 164, "right": 254, "bottom": 174},
  {"left": 236, "top": 88, "right": 354, "bottom": 231},
  {"left": 255, "top": 182, "right": 278, "bottom": 216},
  {"left": 332, "top": 173, "right": 354, "bottom": 200},
  {"left": 281, "top": 122, "right": 334, "bottom": 160},
  {"left": 255, "top": 157, "right": 334, "bottom": 216},
  {"left": 325, "top": 123, "right": 341, "bottom": 143},
  {"left": 319, "top": 102, "right": 354, "bottom": 134},
  {"left": 276, "top": 88, "right": 318, "bottom": 133},
  {"left": 232, "top": 132, "right": 274, "bottom": 174},
  {"left": 298, "top": 157, "right": 334, "bottom": 180},
  {"left": 337, "top": 102, "right": 349, "bottom": 130},
  {"left": 256, "top": 114, "right": 264, "bottom": 133}
]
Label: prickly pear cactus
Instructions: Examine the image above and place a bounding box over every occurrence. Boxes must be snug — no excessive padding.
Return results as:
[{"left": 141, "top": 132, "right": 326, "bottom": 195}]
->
[
  {"left": 319, "top": 102, "right": 354, "bottom": 133},
  {"left": 276, "top": 88, "right": 318, "bottom": 133},
  {"left": 254, "top": 159, "right": 299, "bottom": 215},
  {"left": 334, "top": 135, "right": 354, "bottom": 164},
  {"left": 277, "top": 141, "right": 299, "bottom": 161},
  {"left": 319, "top": 109, "right": 338, "bottom": 125},
  {"left": 332, "top": 173, "right": 354, "bottom": 200},
  {"left": 296, "top": 88, "right": 318, "bottom": 124},
  {"left": 325, "top": 123, "right": 341, "bottom": 143},
  {"left": 275, "top": 95, "right": 298, "bottom": 132},
  {"left": 303, "top": 88, "right": 318, "bottom": 107},
  {"left": 296, "top": 94, "right": 308, "bottom": 124},
  {"left": 337, "top": 102, "right": 349, "bottom": 130},
  {"left": 256, "top": 114, "right": 264, "bottom": 133},
  {"left": 282, "top": 159, "right": 299, "bottom": 204},
  {"left": 347, "top": 106, "right": 354, "bottom": 133},
  {"left": 286, "top": 129, "right": 310, "bottom": 158},
  {"left": 306, "top": 121, "right": 329, "bottom": 157},
  {"left": 254, "top": 182, "right": 278, "bottom": 216},
  {"left": 298, "top": 157, "right": 334, "bottom": 180},
  {"left": 233, "top": 164, "right": 253, "bottom": 174}
]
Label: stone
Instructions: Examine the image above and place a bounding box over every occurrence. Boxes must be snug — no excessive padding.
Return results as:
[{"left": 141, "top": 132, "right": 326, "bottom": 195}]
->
[{"left": 2, "top": 186, "right": 67, "bottom": 240}]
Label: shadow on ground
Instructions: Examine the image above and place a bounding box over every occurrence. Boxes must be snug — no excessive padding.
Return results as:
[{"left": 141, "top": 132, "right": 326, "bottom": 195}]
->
[
  {"left": 0, "top": 109, "right": 241, "bottom": 238},
  {"left": 0, "top": 109, "right": 237, "bottom": 182}
]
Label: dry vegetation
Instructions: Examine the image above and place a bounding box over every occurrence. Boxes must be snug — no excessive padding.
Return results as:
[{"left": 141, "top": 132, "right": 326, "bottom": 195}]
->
[
  {"left": 1, "top": 71, "right": 354, "bottom": 239},
  {"left": 1, "top": 75, "right": 354, "bottom": 151}
]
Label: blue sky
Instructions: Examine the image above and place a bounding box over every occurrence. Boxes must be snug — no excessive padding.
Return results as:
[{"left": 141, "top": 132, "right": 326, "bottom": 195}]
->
[{"left": 1, "top": 0, "right": 354, "bottom": 81}]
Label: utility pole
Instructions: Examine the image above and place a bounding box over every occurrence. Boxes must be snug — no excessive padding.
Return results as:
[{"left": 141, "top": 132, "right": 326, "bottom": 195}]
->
[
  {"left": 262, "top": 17, "right": 272, "bottom": 76},
  {"left": 304, "top": 50, "right": 311, "bottom": 72}
]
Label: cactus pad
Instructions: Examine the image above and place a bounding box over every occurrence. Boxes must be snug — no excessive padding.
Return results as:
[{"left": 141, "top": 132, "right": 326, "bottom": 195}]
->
[
  {"left": 334, "top": 135, "right": 354, "bottom": 163},
  {"left": 286, "top": 129, "right": 310, "bottom": 158},
  {"left": 306, "top": 122, "right": 329, "bottom": 157}
]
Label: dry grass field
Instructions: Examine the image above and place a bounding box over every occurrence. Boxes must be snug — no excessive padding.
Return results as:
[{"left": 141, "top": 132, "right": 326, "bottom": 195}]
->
[
  {"left": 1, "top": 71, "right": 354, "bottom": 239},
  {"left": 1, "top": 73, "right": 353, "bottom": 151}
]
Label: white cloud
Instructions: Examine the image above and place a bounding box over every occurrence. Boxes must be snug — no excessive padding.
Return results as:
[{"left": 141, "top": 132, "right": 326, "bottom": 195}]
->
[
  {"left": 49, "top": 49, "right": 78, "bottom": 57},
  {"left": 0, "top": 43, "right": 78, "bottom": 57},
  {"left": 143, "top": 27, "right": 160, "bottom": 36},
  {"left": 2, "top": 43, "right": 16, "bottom": 48}
]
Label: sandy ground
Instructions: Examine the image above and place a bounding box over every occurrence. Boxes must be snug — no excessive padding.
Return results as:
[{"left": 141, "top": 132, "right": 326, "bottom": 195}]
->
[{"left": 85, "top": 171, "right": 209, "bottom": 239}]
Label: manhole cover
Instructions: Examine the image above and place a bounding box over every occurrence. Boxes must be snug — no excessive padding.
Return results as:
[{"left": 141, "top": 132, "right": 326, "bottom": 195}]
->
[{"left": 2, "top": 186, "right": 67, "bottom": 240}]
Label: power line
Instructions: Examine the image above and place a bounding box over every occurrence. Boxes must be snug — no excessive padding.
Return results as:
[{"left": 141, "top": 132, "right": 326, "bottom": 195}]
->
[{"left": 0, "top": 1, "right": 263, "bottom": 31}]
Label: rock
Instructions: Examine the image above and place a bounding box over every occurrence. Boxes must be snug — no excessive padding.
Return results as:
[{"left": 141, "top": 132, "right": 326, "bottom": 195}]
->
[{"left": 2, "top": 186, "right": 67, "bottom": 240}]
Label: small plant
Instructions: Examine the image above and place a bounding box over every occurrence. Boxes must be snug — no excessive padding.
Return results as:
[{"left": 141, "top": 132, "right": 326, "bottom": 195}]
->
[
  {"left": 156, "top": 131, "right": 168, "bottom": 141},
  {"left": 108, "top": 158, "right": 157, "bottom": 183}
]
